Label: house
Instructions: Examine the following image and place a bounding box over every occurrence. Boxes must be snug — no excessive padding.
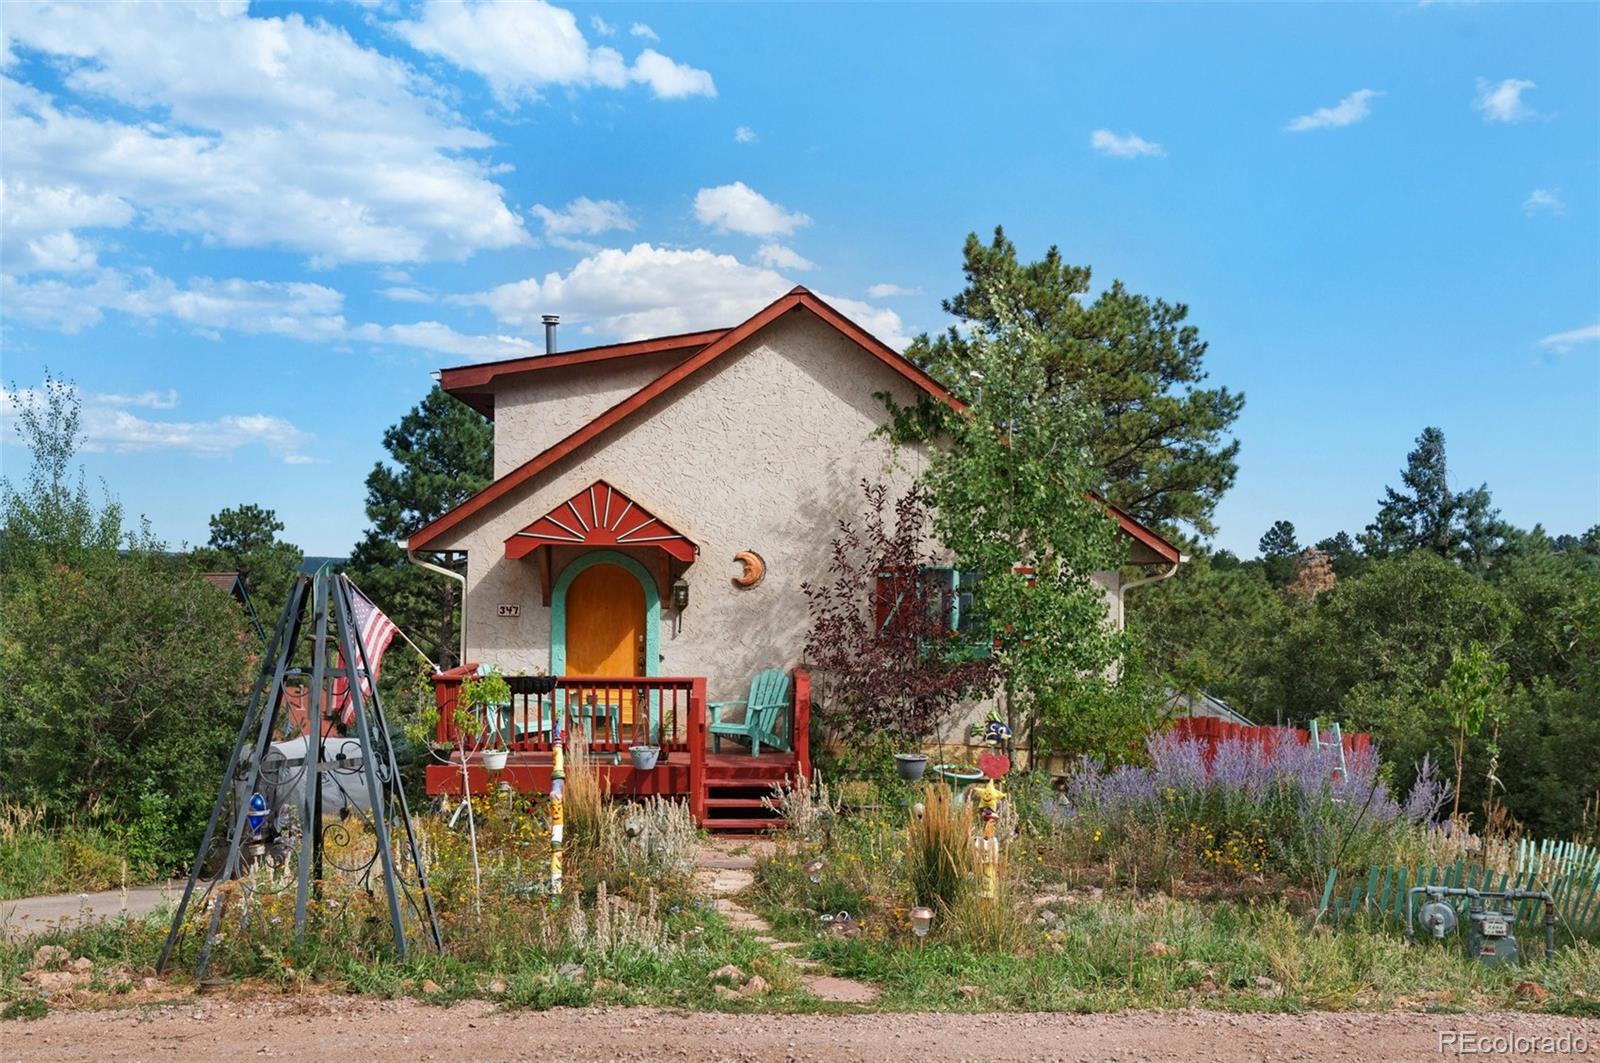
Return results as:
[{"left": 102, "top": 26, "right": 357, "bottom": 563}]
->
[{"left": 409, "top": 287, "right": 1183, "bottom": 827}]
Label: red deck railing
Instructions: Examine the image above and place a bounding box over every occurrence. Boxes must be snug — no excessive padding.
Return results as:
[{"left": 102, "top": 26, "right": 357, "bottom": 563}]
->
[{"left": 428, "top": 666, "right": 809, "bottom": 823}]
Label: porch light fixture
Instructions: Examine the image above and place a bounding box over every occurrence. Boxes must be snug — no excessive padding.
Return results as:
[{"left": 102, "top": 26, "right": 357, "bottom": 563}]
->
[
  {"left": 804, "top": 859, "right": 824, "bottom": 884},
  {"left": 671, "top": 577, "right": 690, "bottom": 611},
  {"left": 909, "top": 906, "right": 934, "bottom": 939}
]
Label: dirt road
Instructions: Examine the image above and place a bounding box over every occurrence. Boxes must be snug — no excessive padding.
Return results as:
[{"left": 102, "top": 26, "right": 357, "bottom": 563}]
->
[{"left": 9, "top": 998, "right": 1598, "bottom": 1062}]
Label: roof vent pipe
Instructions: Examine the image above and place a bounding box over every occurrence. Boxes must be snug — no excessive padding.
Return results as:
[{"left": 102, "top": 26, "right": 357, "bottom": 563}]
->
[{"left": 542, "top": 314, "right": 559, "bottom": 354}]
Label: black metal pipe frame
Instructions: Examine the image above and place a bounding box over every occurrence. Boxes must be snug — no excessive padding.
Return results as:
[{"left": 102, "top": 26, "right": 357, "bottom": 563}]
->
[
  {"left": 158, "top": 570, "right": 441, "bottom": 979},
  {"left": 1404, "top": 885, "right": 1557, "bottom": 960}
]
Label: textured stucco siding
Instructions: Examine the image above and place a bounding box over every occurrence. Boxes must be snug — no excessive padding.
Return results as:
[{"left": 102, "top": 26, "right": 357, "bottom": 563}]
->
[
  {"left": 431, "top": 312, "right": 933, "bottom": 702},
  {"left": 428, "top": 311, "right": 1129, "bottom": 713},
  {"left": 490, "top": 350, "right": 691, "bottom": 478}
]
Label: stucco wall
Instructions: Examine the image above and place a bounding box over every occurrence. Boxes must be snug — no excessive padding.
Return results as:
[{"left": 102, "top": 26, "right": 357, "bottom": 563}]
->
[
  {"left": 429, "top": 311, "right": 1128, "bottom": 711},
  {"left": 432, "top": 312, "right": 934, "bottom": 702},
  {"left": 490, "top": 349, "right": 691, "bottom": 478}
]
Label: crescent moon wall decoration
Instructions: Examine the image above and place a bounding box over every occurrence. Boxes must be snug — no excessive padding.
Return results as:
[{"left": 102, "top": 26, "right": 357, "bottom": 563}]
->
[{"left": 732, "top": 550, "right": 766, "bottom": 588}]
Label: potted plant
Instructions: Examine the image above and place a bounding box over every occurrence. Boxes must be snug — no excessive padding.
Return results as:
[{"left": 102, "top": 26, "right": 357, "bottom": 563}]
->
[
  {"left": 629, "top": 744, "right": 659, "bottom": 771},
  {"left": 459, "top": 668, "right": 513, "bottom": 771},
  {"left": 895, "top": 751, "right": 930, "bottom": 781}
]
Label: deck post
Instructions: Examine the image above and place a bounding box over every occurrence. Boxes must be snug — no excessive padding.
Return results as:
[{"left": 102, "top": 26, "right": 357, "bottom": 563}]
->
[
  {"left": 431, "top": 663, "right": 476, "bottom": 746},
  {"left": 688, "top": 677, "right": 708, "bottom": 825},
  {"left": 792, "top": 666, "right": 811, "bottom": 785}
]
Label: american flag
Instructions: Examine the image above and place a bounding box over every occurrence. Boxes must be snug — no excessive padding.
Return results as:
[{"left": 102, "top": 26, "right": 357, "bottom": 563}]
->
[{"left": 331, "top": 581, "right": 399, "bottom": 726}]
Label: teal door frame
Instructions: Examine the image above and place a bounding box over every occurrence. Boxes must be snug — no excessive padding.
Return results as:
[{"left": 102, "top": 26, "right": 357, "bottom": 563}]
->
[{"left": 549, "top": 549, "right": 661, "bottom": 678}]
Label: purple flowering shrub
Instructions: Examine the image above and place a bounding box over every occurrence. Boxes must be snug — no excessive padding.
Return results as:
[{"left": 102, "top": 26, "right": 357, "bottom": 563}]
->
[{"left": 1059, "top": 732, "right": 1450, "bottom": 882}]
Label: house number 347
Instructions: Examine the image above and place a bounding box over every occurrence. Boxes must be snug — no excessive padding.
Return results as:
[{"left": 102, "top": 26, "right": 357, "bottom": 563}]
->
[{"left": 497, "top": 604, "right": 520, "bottom": 617}]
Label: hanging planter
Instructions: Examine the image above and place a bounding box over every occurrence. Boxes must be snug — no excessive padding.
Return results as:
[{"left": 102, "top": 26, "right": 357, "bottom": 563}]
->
[
  {"left": 481, "top": 749, "right": 509, "bottom": 772},
  {"left": 894, "top": 752, "right": 929, "bottom": 781},
  {"left": 629, "top": 745, "right": 660, "bottom": 771}
]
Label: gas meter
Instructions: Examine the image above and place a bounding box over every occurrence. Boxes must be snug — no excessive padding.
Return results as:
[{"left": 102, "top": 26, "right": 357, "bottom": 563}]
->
[{"left": 1406, "top": 885, "right": 1555, "bottom": 967}]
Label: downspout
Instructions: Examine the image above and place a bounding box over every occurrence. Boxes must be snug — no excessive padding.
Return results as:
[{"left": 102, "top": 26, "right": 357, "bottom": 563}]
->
[
  {"left": 404, "top": 543, "right": 466, "bottom": 669},
  {"left": 1120, "top": 556, "right": 1186, "bottom": 594}
]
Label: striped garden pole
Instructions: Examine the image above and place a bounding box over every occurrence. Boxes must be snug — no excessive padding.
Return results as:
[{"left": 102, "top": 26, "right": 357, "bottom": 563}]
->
[{"left": 550, "top": 735, "right": 565, "bottom": 901}]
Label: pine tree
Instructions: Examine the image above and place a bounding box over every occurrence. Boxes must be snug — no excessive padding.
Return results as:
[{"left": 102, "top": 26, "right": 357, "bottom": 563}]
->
[
  {"left": 346, "top": 386, "right": 493, "bottom": 669},
  {"left": 192, "top": 503, "right": 303, "bottom": 618},
  {"left": 904, "top": 227, "right": 1244, "bottom": 538},
  {"left": 1361, "top": 427, "right": 1508, "bottom": 568},
  {"left": 1258, "top": 520, "right": 1301, "bottom": 588}
]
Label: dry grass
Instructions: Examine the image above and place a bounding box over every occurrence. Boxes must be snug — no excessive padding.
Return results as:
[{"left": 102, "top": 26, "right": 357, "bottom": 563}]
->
[
  {"left": 563, "top": 739, "right": 611, "bottom": 853},
  {"left": 906, "top": 783, "right": 977, "bottom": 912}
]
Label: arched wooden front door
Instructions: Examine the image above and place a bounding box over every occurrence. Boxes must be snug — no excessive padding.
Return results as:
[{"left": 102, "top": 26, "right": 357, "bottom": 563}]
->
[
  {"left": 563, "top": 562, "right": 645, "bottom": 727},
  {"left": 565, "top": 563, "right": 645, "bottom": 675}
]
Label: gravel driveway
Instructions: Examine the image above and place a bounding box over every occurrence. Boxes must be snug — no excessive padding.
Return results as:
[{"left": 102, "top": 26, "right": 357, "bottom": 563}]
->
[{"left": 10, "top": 998, "right": 1599, "bottom": 1062}]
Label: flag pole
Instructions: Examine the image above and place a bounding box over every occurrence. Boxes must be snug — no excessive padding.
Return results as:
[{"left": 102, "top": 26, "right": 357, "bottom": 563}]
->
[{"left": 345, "top": 574, "right": 441, "bottom": 673}]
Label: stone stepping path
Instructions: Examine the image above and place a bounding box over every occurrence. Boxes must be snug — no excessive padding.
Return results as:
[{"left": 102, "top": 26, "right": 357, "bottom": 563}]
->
[{"left": 694, "top": 843, "right": 880, "bottom": 1005}]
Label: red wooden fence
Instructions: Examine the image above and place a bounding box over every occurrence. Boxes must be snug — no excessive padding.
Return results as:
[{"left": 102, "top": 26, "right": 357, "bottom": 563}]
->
[{"left": 1168, "top": 716, "right": 1371, "bottom": 761}]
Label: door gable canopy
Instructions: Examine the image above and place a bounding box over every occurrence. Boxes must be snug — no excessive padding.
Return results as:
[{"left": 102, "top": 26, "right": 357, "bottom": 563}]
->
[{"left": 505, "top": 480, "right": 697, "bottom": 564}]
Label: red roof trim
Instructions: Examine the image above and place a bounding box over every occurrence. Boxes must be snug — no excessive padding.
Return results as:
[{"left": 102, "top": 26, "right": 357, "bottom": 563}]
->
[
  {"left": 410, "top": 287, "right": 960, "bottom": 549},
  {"left": 438, "top": 328, "right": 730, "bottom": 393},
  {"left": 1096, "top": 495, "right": 1183, "bottom": 564},
  {"left": 505, "top": 480, "right": 696, "bottom": 563}
]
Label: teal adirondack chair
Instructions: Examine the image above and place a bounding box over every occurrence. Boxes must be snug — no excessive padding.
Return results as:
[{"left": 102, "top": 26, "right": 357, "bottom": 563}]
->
[{"left": 708, "top": 668, "right": 792, "bottom": 757}]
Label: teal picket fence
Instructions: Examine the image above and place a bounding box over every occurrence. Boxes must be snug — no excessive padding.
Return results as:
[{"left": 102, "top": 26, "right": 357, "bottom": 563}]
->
[{"left": 1317, "top": 849, "right": 1600, "bottom": 943}]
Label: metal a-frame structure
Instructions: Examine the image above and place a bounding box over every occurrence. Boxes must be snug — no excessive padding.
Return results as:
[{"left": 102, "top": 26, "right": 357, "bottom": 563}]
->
[{"left": 158, "top": 570, "right": 441, "bottom": 977}]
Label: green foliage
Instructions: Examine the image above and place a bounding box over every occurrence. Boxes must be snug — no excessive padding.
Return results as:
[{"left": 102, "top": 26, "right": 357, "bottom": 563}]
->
[
  {"left": 1258, "top": 520, "right": 1300, "bottom": 587},
  {"left": 0, "top": 806, "right": 142, "bottom": 900},
  {"left": 457, "top": 668, "right": 511, "bottom": 748},
  {"left": 905, "top": 226, "right": 1244, "bottom": 538},
  {"left": 0, "top": 373, "right": 122, "bottom": 575},
  {"left": 923, "top": 278, "right": 1122, "bottom": 745},
  {"left": 0, "top": 375, "right": 254, "bottom": 870},
  {"left": 346, "top": 385, "right": 493, "bottom": 669},
  {"left": 1361, "top": 427, "right": 1508, "bottom": 568},
  {"left": 1430, "top": 643, "right": 1508, "bottom": 819},
  {"left": 1033, "top": 665, "right": 1162, "bottom": 767},
  {"left": 189, "top": 502, "right": 304, "bottom": 619}
]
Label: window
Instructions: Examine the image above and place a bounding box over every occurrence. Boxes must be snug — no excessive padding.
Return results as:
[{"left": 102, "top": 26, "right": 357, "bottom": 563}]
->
[{"left": 874, "top": 565, "right": 990, "bottom": 659}]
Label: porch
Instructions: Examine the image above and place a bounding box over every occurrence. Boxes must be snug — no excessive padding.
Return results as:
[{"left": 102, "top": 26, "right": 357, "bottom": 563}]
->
[{"left": 424, "top": 666, "right": 812, "bottom": 831}]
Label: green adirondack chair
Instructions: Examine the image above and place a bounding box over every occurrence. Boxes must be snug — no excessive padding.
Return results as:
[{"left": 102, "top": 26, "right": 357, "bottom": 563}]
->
[{"left": 708, "top": 668, "right": 792, "bottom": 757}]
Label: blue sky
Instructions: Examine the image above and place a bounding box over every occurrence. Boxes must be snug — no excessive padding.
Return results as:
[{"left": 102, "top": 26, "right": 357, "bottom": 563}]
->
[{"left": 2, "top": 1, "right": 1596, "bottom": 557}]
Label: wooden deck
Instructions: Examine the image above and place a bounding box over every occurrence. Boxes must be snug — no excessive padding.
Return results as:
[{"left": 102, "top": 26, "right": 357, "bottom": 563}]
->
[{"left": 423, "top": 667, "right": 810, "bottom": 831}]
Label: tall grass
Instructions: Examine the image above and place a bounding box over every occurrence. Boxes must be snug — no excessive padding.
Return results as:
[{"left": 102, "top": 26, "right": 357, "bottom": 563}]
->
[
  {"left": 0, "top": 805, "right": 143, "bottom": 899},
  {"left": 563, "top": 739, "right": 610, "bottom": 854},
  {"left": 906, "top": 783, "right": 976, "bottom": 911}
]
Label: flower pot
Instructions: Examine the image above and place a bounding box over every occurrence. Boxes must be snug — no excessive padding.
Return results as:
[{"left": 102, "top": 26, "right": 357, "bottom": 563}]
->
[
  {"left": 481, "top": 749, "right": 509, "bottom": 771},
  {"left": 894, "top": 753, "right": 929, "bottom": 781},
  {"left": 629, "top": 745, "right": 660, "bottom": 771}
]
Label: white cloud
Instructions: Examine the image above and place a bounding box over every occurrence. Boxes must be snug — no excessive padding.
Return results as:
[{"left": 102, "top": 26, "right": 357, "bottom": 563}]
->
[
  {"left": 866, "top": 283, "right": 921, "bottom": 298},
  {"left": 1, "top": 268, "right": 536, "bottom": 360},
  {"left": 0, "top": 178, "right": 134, "bottom": 273},
  {"left": 590, "top": 14, "right": 616, "bottom": 36},
  {"left": 1523, "top": 188, "right": 1565, "bottom": 216},
  {"left": 693, "top": 182, "right": 810, "bottom": 237},
  {"left": 0, "top": 384, "right": 313, "bottom": 463},
  {"left": 629, "top": 22, "right": 659, "bottom": 42},
  {"left": 464, "top": 242, "right": 910, "bottom": 348},
  {"left": 1538, "top": 323, "right": 1600, "bottom": 353},
  {"left": 395, "top": 0, "right": 713, "bottom": 101},
  {"left": 1090, "top": 129, "right": 1165, "bottom": 158},
  {"left": 531, "top": 196, "right": 636, "bottom": 237},
  {"left": 734, "top": 125, "right": 757, "bottom": 144},
  {"left": 629, "top": 49, "right": 715, "bottom": 99},
  {"left": 1285, "top": 88, "right": 1382, "bottom": 132},
  {"left": 1, "top": 5, "right": 529, "bottom": 267},
  {"left": 1475, "top": 77, "right": 1538, "bottom": 123},
  {"left": 754, "top": 243, "right": 817, "bottom": 271},
  {"left": 381, "top": 286, "right": 434, "bottom": 303}
]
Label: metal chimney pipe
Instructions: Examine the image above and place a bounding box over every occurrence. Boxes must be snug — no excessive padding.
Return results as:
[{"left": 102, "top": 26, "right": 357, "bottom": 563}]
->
[{"left": 542, "top": 314, "right": 559, "bottom": 354}]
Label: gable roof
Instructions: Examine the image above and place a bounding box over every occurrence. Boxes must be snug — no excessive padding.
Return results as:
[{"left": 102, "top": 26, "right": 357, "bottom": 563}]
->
[
  {"left": 411, "top": 287, "right": 960, "bottom": 549},
  {"left": 411, "top": 286, "right": 1186, "bottom": 566},
  {"left": 439, "top": 328, "right": 731, "bottom": 419}
]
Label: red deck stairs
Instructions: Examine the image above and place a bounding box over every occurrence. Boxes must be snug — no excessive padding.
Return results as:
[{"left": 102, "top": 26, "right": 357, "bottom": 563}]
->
[{"left": 697, "top": 752, "right": 798, "bottom": 832}]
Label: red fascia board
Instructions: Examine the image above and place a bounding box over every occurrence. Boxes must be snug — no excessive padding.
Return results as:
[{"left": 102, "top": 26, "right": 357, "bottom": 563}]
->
[
  {"left": 410, "top": 289, "right": 964, "bottom": 551},
  {"left": 1095, "top": 495, "right": 1183, "bottom": 564},
  {"left": 438, "top": 329, "right": 729, "bottom": 394}
]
